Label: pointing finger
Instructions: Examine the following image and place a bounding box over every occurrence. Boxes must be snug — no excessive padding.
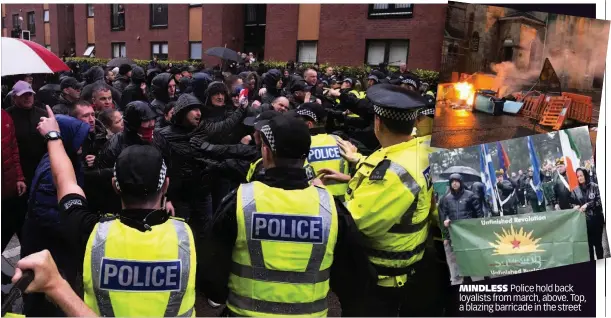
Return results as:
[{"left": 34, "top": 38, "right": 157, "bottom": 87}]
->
[{"left": 45, "top": 105, "right": 55, "bottom": 118}]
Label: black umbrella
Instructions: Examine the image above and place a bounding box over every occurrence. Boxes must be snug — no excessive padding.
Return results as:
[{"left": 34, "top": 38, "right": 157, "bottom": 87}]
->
[
  {"left": 439, "top": 166, "right": 482, "bottom": 183},
  {"left": 204, "top": 47, "right": 240, "bottom": 62},
  {"left": 107, "top": 57, "right": 135, "bottom": 68}
]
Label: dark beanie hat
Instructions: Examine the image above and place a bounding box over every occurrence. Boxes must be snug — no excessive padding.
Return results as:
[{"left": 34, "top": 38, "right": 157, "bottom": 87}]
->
[{"left": 119, "top": 64, "right": 132, "bottom": 76}]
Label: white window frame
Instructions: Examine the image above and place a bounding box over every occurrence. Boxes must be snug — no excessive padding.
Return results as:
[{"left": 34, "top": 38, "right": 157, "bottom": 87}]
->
[
  {"left": 84, "top": 45, "right": 95, "bottom": 57},
  {"left": 152, "top": 42, "right": 168, "bottom": 59},
  {"left": 189, "top": 42, "right": 202, "bottom": 60},
  {"left": 297, "top": 41, "right": 317, "bottom": 64},
  {"left": 112, "top": 42, "right": 126, "bottom": 58},
  {"left": 366, "top": 39, "right": 409, "bottom": 66}
]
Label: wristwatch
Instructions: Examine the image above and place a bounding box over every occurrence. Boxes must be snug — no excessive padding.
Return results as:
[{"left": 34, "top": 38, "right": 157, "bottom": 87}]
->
[{"left": 44, "top": 131, "right": 62, "bottom": 142}]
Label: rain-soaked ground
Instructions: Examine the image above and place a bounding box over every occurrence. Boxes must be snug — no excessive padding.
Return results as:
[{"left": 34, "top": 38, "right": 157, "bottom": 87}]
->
[{"left": 431, "top": 97, "right": 600, "bottom": 149}]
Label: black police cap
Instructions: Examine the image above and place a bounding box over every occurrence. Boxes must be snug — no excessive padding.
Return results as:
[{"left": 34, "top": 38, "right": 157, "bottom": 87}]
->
[{"left": 366, "top": 84, "right": 428, "bottom": 122}]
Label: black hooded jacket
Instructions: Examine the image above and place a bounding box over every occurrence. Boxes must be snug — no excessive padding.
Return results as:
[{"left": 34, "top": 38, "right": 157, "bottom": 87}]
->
[
  {"left": 157, "top": 94, "right": 256, "bottom": 199},
  {"left": 179, "top": 77, "right": 192, "bottom": 95},
  {"left": 81, "top": 67, "right": 122, "bottom": 104},
  {"left": 193, "top": 81, "right": 246, "bottom": 144},
  {"left": 191, "top": 72, "right": 213, "bottom": 104},
  {"left": 438, "top": 173, "right": 483, "bottom": 238},
  {"left": 119, "top": 66, "right": 148, "bottom": 111},
  {"left": 150, "top": 73, "right": 175, "bottom": 119},
  {"left": 112, "top": 75, "right": 130, "bottom": 93},
  {"left": 94, "top": 101, "right": 169, "bottom": 212},
  {"left": 260, "top": 69, "right": 282, "bottom": 104}
]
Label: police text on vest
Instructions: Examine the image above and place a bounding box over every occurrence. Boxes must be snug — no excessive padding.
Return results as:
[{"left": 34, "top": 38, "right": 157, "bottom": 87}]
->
[
  {"left": 100, "top": 258, "right": 181, "bottom": 292},
  {"left": 308, "top": 146, "right": 341, "bottom": 162},
  {"left": 251, "top": 213, "right": 324, "bottom": 244}
]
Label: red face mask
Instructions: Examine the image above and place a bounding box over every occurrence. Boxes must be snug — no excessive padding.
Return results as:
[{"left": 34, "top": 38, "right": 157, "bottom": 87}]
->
[{"left": 138, "top": 126, "right": 154, "bottom": 142}]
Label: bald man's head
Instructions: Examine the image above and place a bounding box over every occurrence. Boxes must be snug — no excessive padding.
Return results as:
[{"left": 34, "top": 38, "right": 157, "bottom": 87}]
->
[{"left": 271, "top": 96, "right": 290, "bottom": 112}]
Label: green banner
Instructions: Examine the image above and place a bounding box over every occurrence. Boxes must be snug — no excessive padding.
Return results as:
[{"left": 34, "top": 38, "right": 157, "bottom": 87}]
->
[{"left": 449, "top": 210, "right": 589, "bottom": 277}]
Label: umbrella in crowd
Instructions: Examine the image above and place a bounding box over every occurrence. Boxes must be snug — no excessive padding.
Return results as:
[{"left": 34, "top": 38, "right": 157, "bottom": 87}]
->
[
  {"left": 204, "top": 47, "right": 240, "bottom": 62},
  {"left": 439, "top": 166, "right": 482, "bottom": 182},
  {"left": 107, "top": 57, "right": 135, "bottom": 68},
  {"left": 1, "top": 37, "right": 70, "bottom": 76}
]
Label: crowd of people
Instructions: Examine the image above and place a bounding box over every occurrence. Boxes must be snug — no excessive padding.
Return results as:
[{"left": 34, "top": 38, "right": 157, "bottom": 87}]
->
[
  {"left": 1, "top": 56, "right": 451, "bottom": 317},
  {"left": 437, "top": 159, "right": 604, "bottom": 285}
]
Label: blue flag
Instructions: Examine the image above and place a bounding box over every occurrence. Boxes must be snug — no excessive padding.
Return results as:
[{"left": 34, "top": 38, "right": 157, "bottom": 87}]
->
[
  {"left": 527, "top": 136, "right": 544, "bottom": 204},
  {"left": 481, "top": 144, "right": 499, "bottom": 214}
]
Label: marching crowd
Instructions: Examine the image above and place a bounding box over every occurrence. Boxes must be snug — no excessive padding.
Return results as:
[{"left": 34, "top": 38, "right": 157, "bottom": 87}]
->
[{"left": 1, "top": 57, "right": 449, "bottom": 317}]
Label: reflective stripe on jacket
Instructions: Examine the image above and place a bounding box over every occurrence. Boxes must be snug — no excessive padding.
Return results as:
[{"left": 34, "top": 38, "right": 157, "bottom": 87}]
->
[
  {"left": 228, "top": 182, "right": 338, "bottom": 316},
  {"left": 83, "top": 218, "right": 196, "bottom": 317},
  {"left": 345, "top": 138, "right": 431, "bottom": 282}
]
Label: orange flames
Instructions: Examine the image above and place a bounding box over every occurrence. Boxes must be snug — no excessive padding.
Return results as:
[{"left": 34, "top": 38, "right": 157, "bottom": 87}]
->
[{"left": 454, "top": 82, "right": 475, "bottom": 106}]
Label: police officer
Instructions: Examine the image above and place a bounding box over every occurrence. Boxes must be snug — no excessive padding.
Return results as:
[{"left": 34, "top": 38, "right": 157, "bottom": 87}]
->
[
  {"left": 200, "top": 114, "right": 371, "bottom": 317},
  {"left": 295, "top": 103, "right": 350, "bottom": 200},
  {"left": 35, "top": 105, "right": 196, "bottom": 317},
  {"left": 319, "top": 84, "right": 435, "bottom": 316},
  {"left": 243, "top": 110, "right": 315, "bottom": 182}
]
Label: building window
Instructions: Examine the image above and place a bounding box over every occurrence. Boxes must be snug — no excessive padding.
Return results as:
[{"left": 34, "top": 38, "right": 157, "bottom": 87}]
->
[
  {"left": 365, "top": 39, "right": 409, "bottom": 66},
  {"left": 368, "top": 4, "right": 414, "bottom": 19},
  {"left": 297, "top": 41, "right": 317, "bottom": 63},
  {"left": 84, "top": 45, "right": 95, "bottom": 57},
  {"left": 112, "top": 42, "right": 126, "bottom": 58},
  {"left": 244, "top": 4, "right": 266, "bottom": 26},
  {"left": 189, "top": 42, "right": 202, "bottom": 60},
  {"left": 26, "top": 12, "right": 35, "bottom": 35},
  {"left": 471, "top": 32, "right": 480, "bottom": 52},
  {"left": 43, "top": 10, "right": 49, "bottom": 23},
  {"left": 150, "top": 4, "right": 168, "bottom": 28},
  {"left": 189, "top": 4, "right": 202, "bottom": 7},
  {"left": 12, "top": 14, "right": 19, "bottom": 29},
  {"left": 87, "top": 4, "right": 95, "bottom": 18},
  {"left": 111, "top": 4, "right": 125, "bottom": 30},
  {"left": 151, "top": 42, "right": 168, "bottom": 60}
]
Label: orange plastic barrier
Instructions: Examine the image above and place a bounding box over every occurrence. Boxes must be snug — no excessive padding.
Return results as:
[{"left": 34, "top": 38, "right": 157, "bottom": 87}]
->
[
  {"left": 561, "top": 92, "right": 593, "bottom": 124},
  {"left": 520, "top": 94, "right": 546, "bottom": 120},
  {"left": 539, "top": 96, "right": 572, "bottom": 130}
]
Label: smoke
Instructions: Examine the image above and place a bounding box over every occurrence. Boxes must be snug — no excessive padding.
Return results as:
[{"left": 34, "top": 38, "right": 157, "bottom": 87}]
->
[{"left": 490, "top": 17, "right": 610, "bottom": 95}]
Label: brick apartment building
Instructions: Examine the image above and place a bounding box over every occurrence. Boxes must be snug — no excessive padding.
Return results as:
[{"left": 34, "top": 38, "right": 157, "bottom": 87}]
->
[
  {"left": 2, "top": 4, "right": 447, "bottom": 70},
  {"left": 2, "top": 3, "right": 75, "bottom": 56}
]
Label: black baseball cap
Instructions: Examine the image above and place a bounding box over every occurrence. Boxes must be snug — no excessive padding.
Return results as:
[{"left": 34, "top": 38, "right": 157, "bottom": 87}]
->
[
  {"left": 259, "top": 115, "right": 311, "bottom": 159},
  {"left": 114, "top": 145, "right": 167, "bottom": 197},
  {"left": 243, "top": 110, "right": 280, "bottom": 130},
  {"left": 60, "top": 77, "right": 82, "bottom": 91},
  {"left": 290, "top": 80, "right": 308, "bottom": 94},
  {"left": 296, "top": 102, "right": 326, "bottom": 124}
]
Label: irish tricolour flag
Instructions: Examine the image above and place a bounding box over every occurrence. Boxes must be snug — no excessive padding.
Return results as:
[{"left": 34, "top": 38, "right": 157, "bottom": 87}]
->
[{"left": 559, "top": 129, "right": 581, "bottom": 190}]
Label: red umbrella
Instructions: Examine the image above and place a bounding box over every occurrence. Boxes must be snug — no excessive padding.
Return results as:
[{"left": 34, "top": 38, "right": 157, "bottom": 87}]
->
[{"left": 1, "top": 37, "right": 70, "bottom": 76}]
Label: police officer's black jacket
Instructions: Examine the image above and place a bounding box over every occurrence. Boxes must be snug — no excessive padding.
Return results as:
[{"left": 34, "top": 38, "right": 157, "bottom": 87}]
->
[
  {"left": 199, "top": 167, "right": 375, "bottom": 305},
  {"left": 552, "top": 172, "right": 573, "bottom": 209}
]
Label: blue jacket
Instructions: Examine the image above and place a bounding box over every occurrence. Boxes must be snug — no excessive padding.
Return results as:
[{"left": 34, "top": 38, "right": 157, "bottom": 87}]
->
[{"left": 28, "top": 115, "right": 89, "bottom": 225}]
